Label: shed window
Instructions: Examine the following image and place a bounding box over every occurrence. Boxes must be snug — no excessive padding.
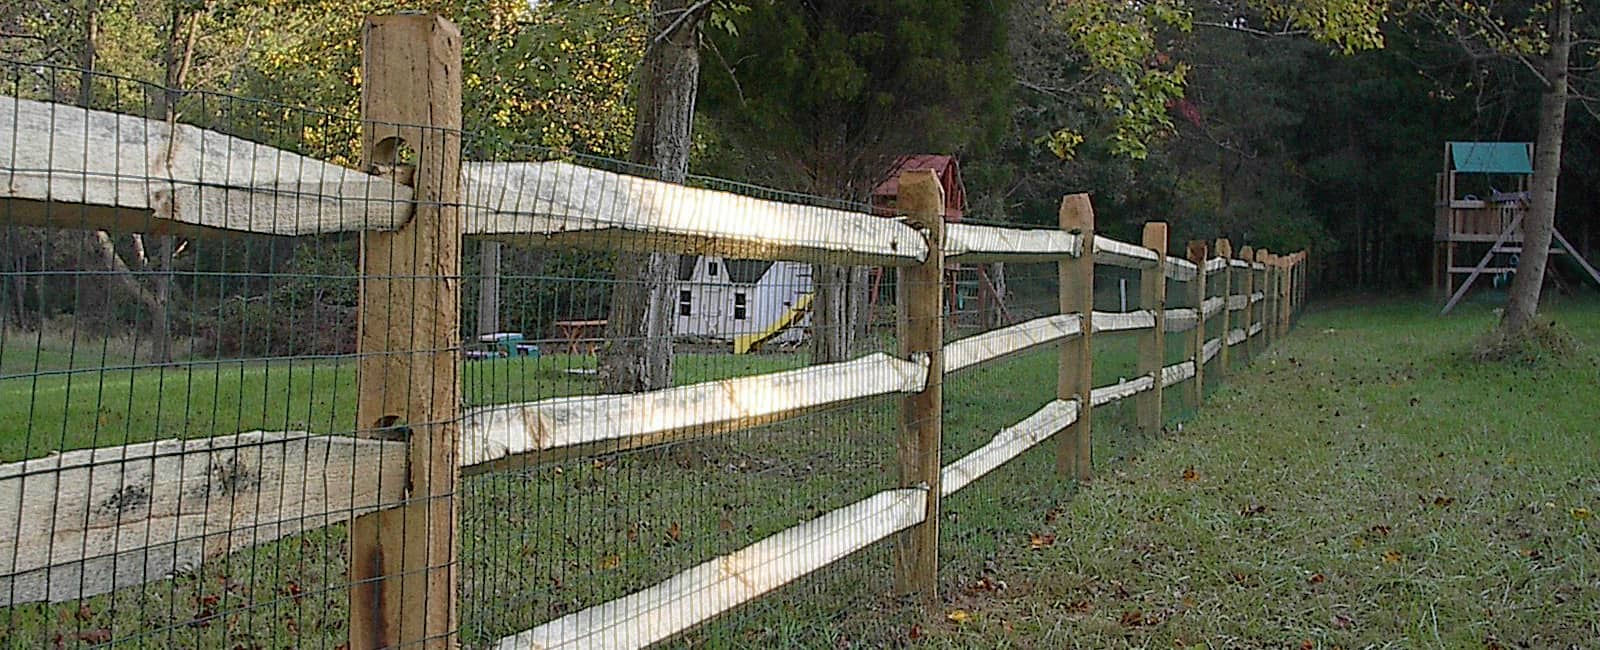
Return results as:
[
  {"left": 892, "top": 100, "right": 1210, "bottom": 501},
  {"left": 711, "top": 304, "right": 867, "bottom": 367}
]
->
[
  {"left": 678, "top": 290, "right": 692, "bottom": 316},
  {"left": 708, "top": 261, "right": 720, "bottom": 277},
  {"left": 733, "top": 293, "right": 747, "bottom": 320}
]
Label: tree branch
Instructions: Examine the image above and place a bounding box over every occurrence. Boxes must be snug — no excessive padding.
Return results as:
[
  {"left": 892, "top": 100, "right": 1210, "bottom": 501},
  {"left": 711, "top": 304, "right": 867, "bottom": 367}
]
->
[{"left": 1193, "top": 20, "right": 1309, "bottom": 39}]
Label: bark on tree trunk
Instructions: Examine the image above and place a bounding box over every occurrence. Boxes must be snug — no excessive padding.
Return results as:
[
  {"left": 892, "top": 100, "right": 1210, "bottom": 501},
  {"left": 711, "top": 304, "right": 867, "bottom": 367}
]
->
[
  {"left": 1500, "top": 0, "right": 1570, "bottom": 337},
  {"left": 811, "top": 263, "right": 851, "bottom": 362},
  {"left": 599, "top": 0, "right": 703, "bottom": 392}
]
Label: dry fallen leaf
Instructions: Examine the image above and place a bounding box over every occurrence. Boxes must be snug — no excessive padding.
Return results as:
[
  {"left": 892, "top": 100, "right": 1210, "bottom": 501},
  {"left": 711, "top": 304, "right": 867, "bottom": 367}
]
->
[
  {"left": 946, "top": 609, "right": 971, "bottom": 624},
  {"left": 1029, "top": 533, "right": 1056, "bottom": 550},
  {"left": 1382, "top": 550, "right": 1403, "bottom": 565},
  {"left": 666, "top": 521, "right": 683, "bottom": 542},
  {"left": 1571, "top": 507, "right": 1592, "bottom": 520},
  {"left": 1182, "top": 467, "right": 1200, "bottom": 482},
  {"left": 598, "top": 554, "right": 622, "bottom": 570},
  {"left": 1307, "top": 573, "right": 1325, "bottom": 584},
  {"left": 1118, "top": 610, "right": 1144, "bottom": 627}
]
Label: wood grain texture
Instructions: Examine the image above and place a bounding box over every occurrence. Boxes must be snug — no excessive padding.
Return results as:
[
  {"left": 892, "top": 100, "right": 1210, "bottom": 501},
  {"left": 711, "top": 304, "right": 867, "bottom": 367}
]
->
[
  {"left": 893, "top": 169, "right": 944, "bottom": 606},
  {"left": 1058, "top": 194, "right": 1095, "bottom": 481},
  {"left": 941, "top": 400, "right": 1078, "bottom": 496},
  {"left": 1136, "top": 222, "right": 1168, "bottom": 435},
  {"left": 459, "top": 352, "right": 929, "bottom": 473},
  {"left": 0, "top": 432, "right": 405, "bottom": 605},
  {"left": 944, "top": 314, "right": 1081, "bottom": 373},
  {"left": 491, "top": 487, "right": 929, "bottom": 650},
  {"left": 0, "top": 96, "right": 411, "bottom": 236},
  {"left": 464, "top": 161, "right": 927, "bottom": 267},
  {"left": 350, "top": 14, "right": 463, "bottom": 650},
  {"left": 943, "top": 223, "right": 1082, "bottom": 262}
]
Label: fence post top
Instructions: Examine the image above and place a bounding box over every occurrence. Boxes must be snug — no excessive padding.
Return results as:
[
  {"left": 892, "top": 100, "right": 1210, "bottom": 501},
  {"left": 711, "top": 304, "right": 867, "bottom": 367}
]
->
[
  {"left": 1214, "top": 238, "right": 1232, "bottom": 258},
  {"left": 1058, "top": 194, "right": 1095, "bottom": 232},
  {"left": 1141, "top": 222, "right": 1167, "bottom": 253},
  {"left": 1186, "top": 240, "right": 1208, "bottom": 261},
  {"left": 1238, "top": 245, "right": 1253, "bottom": 259}
]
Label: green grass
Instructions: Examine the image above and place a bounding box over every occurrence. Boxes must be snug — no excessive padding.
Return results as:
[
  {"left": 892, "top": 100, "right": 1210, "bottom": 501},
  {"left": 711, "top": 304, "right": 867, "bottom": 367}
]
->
[
  {"left": 0, "top": 345, "right": 806, "bottom": 462},
  {"left": 21, "top": 298, "right": 1574, "bottom": 650},
  {"left": 892, "top": 298, "right": 1600, "bottom": 649},
  {"left": 0, "top": 321, "right": 1152, "bottom": 649}
]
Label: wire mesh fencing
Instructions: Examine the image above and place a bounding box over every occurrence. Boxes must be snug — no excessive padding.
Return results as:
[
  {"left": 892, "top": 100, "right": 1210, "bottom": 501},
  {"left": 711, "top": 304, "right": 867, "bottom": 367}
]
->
[{"left": 0, "top": 12, "right": 1310, "bottom": 650}]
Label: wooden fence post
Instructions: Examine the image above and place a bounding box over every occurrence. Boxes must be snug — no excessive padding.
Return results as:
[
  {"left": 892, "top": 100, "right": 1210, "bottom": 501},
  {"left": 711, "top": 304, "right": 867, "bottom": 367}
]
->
[
  {"left": 1137, "top": 222, "right": 1168, "bottom": 435},
  {"left": 1057, "top": 194, "right": 1095, "bottom": 481},
  {"left": 1186, "top": 241, "right": 1207, "bottom": 407},
  {"left": 1237, "top": 246, "right": 1254, "bottom": 361},
  {"left": 894, "top": 169, "right": 944, "bottom": 610},
  {"left": 351, "top": 14, "right": 463, "bottom": 650},
  {"left": 1256, "top": 249, "right": 1272, "bottom": 348},
  {"left": 1214, "top": 239, "right": 1232, "bottom": 378},
  {"left": 1279, "top": 256, "right": 1291, "bottom": 335}
]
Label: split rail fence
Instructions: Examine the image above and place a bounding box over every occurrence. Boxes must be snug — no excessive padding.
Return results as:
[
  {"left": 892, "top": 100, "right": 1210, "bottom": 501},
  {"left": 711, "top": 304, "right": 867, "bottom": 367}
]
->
[{"left": 0, "top": 13, "right": 1309, "bottom": 650}]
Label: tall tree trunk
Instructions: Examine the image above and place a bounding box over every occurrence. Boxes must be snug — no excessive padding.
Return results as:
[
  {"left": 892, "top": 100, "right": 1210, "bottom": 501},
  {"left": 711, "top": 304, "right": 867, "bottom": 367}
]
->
[
  {"left": 598, "top": 0, "right": 704, "bottom": 392},
  {"left": 1500, "top": 0, "right": 1570, "bottom": 337},
  {"left": 79, "top": 0, "right": 96, "bottom": 108},
  {"left": 811, "top": 264, "right": 851, "bottom": 362},
  {"left": 477, "top": 240, "right": 500, "bottom": 337}
]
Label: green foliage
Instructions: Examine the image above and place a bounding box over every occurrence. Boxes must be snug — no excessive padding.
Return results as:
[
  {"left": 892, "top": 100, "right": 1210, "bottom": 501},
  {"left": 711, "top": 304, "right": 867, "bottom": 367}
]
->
[{"left": 698, "top": 0, "right": 1011, "bottom": 194}]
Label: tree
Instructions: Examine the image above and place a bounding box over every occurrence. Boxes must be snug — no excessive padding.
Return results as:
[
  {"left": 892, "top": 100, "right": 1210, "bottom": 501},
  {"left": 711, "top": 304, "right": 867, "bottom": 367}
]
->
[
  {"left": 597, "top": 0, "right": 709, "bottom": 392},
  {"left": 701, "top": 0, "right": 1011, "bottom": 363},
  {"left": 1420, "top": 0, "right": 1578, "bottom": 337}
]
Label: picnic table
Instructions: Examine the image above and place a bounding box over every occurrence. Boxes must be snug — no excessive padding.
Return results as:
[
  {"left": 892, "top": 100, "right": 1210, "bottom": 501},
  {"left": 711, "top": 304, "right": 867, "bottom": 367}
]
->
[
  {"left": 474, "top": 332, "right": 540, "bottom": 359},
  {"left": 552, "top": 319, "right": 607, "bottom": 355}
]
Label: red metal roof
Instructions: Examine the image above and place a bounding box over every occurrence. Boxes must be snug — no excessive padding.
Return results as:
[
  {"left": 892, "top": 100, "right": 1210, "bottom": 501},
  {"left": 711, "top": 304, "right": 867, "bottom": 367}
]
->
[{"left": 871, "top": 154, "right": 966, "bottom": 221}]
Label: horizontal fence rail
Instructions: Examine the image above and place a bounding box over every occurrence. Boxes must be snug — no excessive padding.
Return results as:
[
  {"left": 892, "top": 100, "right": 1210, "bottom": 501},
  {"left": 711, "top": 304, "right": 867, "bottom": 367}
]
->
[{"left": 0, "top": 18, "right": 1311, "bottom": 649}]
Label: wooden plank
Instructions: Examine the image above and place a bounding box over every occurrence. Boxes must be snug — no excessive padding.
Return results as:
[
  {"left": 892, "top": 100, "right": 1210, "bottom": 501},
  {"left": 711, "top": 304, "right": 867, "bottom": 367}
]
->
[
  {"left": 1058, "top": 195, "right": 1095, "bottom": 481},
  {"left": 1226, "top": 295, "right": 1250, "bottom": 311},
  {"left": 1202, "top": 337, "right": 1222, "bottom": 364},
  {"left": 941, "top": 399, "right": 1079, "bottom": 496},
  {"left": 1203, "top": 257, "right": 1228, "bottom": 274},
  {"left": 1164, "top": 308, "right": 1199, "bottom": 333},
  {"left": 1137, "top": 223, "right": 1167, "bottom": 435},
  {"left": 1093, "top": 234, "right": 1160, "bottom": 269},
  {"left": 350, "top": 14, "right": 463, "bottom": 650},
  {"left": 459, "top": 352, "right": 928, "bottom": 473},
  {"left": 943, "top": 222, "right": 1082, "bottom": 262},
  {"left": 1201, "top": 296, "right": 1226, "bottom": 318},
  {"left": 893, "top": 169, "right": 943, "bottom": 606},
  {"left": 1226, "top": 328, "right": 1247, "bottom": 347},
  {"left": 1164, "top": 256, "right": 1198, "bottom": 282},
  {"left": 944, "top": 314, "right": 1081, "bottom": 373},
  {"left": 1161, "top": 360, "right": 1196, "bottom": 388},
  {"left": 0, "top": 96, "right": 412, "bottom": 237},
  {"left": 464, "top": 161, "right": 927, "bottom": 267},
  {"left": 491, "top": 486, "right": 928, "bottom": 650},
  {"left": 0, "top": 432, "right": 406, "bottom": 605},
  {"left": 1091, "top": 375, "right": 1154, "bottom": 406},
  {"left": 1094, "top": 310, "right": 1156, "bottom": 332}
]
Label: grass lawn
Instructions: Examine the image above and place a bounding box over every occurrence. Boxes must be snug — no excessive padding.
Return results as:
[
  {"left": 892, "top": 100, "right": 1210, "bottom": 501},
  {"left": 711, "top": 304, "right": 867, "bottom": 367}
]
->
[
  {"left": 893, "top": 298, "right": 1600, "bottom": 649},
  {"left": 1, "top": 315, "right": 1157, "bottom": 648},
  {"left": 18, "top": 297, "right": 1583, "bottom": 649}
]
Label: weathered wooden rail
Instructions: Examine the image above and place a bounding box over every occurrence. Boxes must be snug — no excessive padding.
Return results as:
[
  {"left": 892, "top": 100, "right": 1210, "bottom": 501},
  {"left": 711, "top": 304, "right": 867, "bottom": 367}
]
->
[{"left": 0, "top": 13, "right": 1309, "bottom": 648}]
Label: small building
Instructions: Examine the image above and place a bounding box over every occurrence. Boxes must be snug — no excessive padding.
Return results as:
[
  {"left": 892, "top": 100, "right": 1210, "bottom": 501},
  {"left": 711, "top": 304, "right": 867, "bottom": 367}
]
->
[{"left": 673, "top": 256, "right": 813, "bottom": 349}]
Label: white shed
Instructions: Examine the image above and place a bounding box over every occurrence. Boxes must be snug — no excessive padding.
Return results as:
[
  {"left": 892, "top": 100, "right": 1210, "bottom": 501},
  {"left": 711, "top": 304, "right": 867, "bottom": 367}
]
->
[{"left": 674, "top": 256, "right": 813, "bottom": 349}]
